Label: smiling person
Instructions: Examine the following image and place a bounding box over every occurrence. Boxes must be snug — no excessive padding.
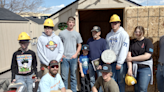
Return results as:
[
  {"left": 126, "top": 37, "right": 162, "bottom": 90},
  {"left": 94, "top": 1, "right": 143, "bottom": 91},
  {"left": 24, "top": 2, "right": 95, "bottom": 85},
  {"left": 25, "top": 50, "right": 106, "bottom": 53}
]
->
[
  {"left": 92, "top": 64, "right": 119, "bottom": 92},
  {"left": 37, "top": 18, "right": 64, "bottom": 77},
  {"left": 106, "top": 14, "right": 129, "bottom": 92},
  {"left": 11, "top": 32, "right": 38, "bottom": 92},
  {"left": 37, "top": 60, "right": 72, "bottom": 92},
  {"left": 59, "top": 16, "right": 83, "bottom": 92},
  {"left": 87, "top": 26, "right": 106, "bottom": 92},
  {"left": 126, "top": 26, "right": 153, "bottom": 92}
]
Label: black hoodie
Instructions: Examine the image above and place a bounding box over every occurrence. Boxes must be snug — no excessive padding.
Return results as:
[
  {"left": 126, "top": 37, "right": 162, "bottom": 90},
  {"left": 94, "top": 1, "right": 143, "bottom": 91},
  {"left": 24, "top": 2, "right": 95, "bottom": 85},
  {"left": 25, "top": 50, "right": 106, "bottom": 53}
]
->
[{"left": 11, "top": 49, "right": 38, "bottom": 81}]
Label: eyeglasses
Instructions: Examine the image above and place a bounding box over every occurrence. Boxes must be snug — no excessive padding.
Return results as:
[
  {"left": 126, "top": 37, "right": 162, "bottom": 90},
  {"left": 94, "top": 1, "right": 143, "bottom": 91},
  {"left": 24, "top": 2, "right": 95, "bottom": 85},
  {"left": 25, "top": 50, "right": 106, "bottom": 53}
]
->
[{"left": 51, "top": 65, "right": 59, "bottom": 68}]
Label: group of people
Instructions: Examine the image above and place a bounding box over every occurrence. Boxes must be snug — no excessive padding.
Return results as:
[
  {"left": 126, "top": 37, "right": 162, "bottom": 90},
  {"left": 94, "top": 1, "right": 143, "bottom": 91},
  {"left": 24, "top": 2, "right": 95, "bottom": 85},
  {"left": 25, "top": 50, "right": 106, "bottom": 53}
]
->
[{"left": 9, "top": 13, "right": 164, "bottom": 92}]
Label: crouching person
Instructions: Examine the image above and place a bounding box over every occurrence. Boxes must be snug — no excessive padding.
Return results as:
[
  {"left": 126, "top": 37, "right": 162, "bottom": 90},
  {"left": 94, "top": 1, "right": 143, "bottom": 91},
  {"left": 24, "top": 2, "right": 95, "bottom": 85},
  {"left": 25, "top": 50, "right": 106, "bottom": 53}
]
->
[
  {"left": 92, "top": 64, "right": 119, "bottom": 92},
  {"left": 37, "top": 60, "right": 72, "bottom": 92}
]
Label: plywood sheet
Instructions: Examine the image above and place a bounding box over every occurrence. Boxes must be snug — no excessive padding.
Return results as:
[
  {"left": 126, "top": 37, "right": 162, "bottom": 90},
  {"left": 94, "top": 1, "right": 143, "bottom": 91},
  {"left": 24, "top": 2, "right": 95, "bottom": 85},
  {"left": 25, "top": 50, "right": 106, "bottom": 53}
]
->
[
  {"left": 159, "top": 17, "right": 164, "bottom": 37},
  {"left": 149, "top": 7, "right": 159, "bottom": 17},
  {"left": 138, "top": 7, "right": 148, "bottom": 17},
  {"left": 138, "top": 17, "right": 148, "bottom": 37},
  {"left": 160, "top": 7, "right": 164, "bottom": 16},
  {"left": 126, "top": 8, "right": 137, "bottom": 17},
  {"left": 127, "top": 18, "right": 137, "bottom": 37},
  {"left": 148, "top": 17, "right": 159, "bottom": 37}
]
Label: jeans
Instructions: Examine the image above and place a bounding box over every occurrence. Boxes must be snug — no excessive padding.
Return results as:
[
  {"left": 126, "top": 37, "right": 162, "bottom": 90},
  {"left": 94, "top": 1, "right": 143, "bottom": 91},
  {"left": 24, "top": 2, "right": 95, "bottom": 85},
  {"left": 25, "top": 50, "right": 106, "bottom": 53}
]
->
[
  {"left": 111, "top": 62, "right": 127, "bottom": 92},
  {"left": 156, "top": 64, "right": 164, "bottom": 92},
  {"left": 61, "top": 58, "right": 78, "bottom": 92},
  {"left": 15, "top": 74, "right": 34, "bottom": 92},
  {"left": 89, "top": 63, "right": 102, "bottom": 92},
  {"left": 134, "top": 67, "right": 151, "bottom": 92},
  {"left": 80, "top": 74, "right": 90, "bottom": 92}
]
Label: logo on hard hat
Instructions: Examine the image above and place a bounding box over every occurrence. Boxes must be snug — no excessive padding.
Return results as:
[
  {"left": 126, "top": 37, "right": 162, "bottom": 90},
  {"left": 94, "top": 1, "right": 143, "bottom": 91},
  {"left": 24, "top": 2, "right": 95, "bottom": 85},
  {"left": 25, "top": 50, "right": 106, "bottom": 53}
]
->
[
  {"left": 46, "top": 41, "right": 57, "bottom": 51},
  {"left": 103, "top": 66, "right": 108, "bottom": 70}
]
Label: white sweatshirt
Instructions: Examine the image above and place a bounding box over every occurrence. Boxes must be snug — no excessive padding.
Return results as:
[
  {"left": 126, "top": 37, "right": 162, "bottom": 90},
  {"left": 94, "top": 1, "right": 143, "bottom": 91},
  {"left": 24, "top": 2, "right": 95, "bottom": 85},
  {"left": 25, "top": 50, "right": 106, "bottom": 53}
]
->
[
  {"left": 37, "top": 32, "right": 64, "bottom": 66},
  {"left": 106, "top": 27, "right": 129, "bottom": 66}
]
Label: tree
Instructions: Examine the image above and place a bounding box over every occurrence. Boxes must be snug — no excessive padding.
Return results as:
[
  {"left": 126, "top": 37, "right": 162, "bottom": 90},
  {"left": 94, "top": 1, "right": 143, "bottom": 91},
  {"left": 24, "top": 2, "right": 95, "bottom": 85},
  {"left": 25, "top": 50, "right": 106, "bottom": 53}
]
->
[{"left": 0, "top": 0, "right": 43, "bottom": 13}]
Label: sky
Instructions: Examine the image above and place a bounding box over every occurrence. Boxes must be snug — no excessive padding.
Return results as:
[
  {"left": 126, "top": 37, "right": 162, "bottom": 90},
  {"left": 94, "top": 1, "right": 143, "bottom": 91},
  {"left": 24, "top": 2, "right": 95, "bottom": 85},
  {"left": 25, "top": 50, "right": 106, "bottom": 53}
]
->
[{"left": 39, "top": 0, "right": 164, "bottom": 14}]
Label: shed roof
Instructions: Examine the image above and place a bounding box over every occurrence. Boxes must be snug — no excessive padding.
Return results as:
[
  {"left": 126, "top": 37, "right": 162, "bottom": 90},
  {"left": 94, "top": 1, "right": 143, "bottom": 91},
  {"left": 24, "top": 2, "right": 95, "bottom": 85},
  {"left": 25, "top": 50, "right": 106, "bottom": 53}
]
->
[
  {"left": 0, "top": 8, "right": 28, "bottom": 21},
  {"left": 25, "top": 17, "right": 44, "bottom": 24},
  {"left": 49, "top": 0, "right": 141, "bottom": 18}
]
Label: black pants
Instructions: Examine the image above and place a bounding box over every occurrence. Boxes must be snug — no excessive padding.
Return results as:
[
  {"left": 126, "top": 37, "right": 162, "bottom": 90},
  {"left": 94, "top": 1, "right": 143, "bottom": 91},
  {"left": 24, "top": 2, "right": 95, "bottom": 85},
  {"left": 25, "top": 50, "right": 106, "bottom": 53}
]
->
[{"left": 80, "top": 74, "right": 90, "bottom": 92}]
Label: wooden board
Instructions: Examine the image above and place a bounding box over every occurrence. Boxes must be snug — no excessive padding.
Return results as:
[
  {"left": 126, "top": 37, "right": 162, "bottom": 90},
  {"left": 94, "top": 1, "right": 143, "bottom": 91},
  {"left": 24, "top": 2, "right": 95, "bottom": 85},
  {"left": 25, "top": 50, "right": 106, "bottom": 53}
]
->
[
  {"left": 159, "top": 17, "right": 164, "bottom": 37},
  {"left": 138, "top": 7, "right": 148, "bottom": 17},
  {"left": 126, "top": 18, "right": 137, "bottom": 37},
  {"left": 126, "top": 8, "right": 138, "bottom": 17},
  {"left": 148, "top": 17, "right": 159, "bottom": 37},
  {"left": 149, "top": 7, "right": 159, "bottom": 17},
  {"left": 138, "top": 17, "right": 148, "bottom": 37}
]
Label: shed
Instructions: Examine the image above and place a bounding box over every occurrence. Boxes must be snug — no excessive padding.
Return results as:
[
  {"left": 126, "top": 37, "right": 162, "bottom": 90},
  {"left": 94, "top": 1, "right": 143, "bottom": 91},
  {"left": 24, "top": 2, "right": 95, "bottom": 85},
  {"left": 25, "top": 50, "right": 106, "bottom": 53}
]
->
[
  {"left": 49, "top": 0, "right": 164, "bottom": 92},
  {"left": 0, "top": 8, "right": 30, "bottom": 72},
  {"left": 25, "top": 17, "right": 44, "bottom": 41},
  {"left": 49, "top": 0, "right": 140, "bottom": 43}
]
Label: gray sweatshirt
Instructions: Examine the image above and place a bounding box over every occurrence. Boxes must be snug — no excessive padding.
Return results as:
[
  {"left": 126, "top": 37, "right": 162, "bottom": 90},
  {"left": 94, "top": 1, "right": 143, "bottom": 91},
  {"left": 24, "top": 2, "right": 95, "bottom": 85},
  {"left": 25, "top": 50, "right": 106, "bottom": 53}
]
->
[
  {"left": 106, "top": 27, "right": 129, "bottom": 66},
  {"left": 37, "top": 32, "right": 64, "bottom": 66}
]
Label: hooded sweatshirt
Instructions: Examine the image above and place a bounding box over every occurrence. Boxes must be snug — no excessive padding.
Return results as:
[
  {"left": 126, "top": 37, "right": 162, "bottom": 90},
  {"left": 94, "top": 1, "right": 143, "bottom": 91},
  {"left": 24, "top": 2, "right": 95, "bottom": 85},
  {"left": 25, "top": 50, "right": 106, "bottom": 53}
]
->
[
  {"left": 106, "top": 26, "right": 129, "bottom": 66},
  {"left": 37, "top": 32, "right": 64, "bottom": 66}
]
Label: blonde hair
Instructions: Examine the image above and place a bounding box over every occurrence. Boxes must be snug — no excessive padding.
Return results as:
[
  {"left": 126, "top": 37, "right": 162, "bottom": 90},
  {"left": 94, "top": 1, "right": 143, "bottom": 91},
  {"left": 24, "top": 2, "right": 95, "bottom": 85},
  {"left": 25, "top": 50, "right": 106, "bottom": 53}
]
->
[{"left": 133, "top": 26, "right": 145, "bottom": 38}]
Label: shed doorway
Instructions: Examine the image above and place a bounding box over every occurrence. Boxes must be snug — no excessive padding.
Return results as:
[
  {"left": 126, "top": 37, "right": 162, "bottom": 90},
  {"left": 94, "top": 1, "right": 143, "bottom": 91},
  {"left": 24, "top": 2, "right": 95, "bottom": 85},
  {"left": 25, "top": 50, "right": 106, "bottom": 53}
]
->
[{"left": 79, "top": 9, "right": 124, "bottom": 44}]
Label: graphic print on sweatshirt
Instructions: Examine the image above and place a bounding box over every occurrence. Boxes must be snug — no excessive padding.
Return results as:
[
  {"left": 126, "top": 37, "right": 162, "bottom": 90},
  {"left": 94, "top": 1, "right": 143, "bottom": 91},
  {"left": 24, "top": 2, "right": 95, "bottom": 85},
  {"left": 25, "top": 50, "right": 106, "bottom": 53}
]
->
[
  {"left": 17, "top": 54, "right": 32, "bottom": 74},
  {"left": 109, "top": 37, "right": 118, "bottom": 48},
  {"left": 46, "top": 41, "right": 57, "bottom": 51}
]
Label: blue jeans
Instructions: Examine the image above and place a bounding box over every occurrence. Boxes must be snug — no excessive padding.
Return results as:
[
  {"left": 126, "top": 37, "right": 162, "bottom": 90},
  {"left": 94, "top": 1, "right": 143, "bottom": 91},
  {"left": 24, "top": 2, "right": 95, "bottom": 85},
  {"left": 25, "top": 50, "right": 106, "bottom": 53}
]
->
[
  {"left": 61, "top": 58, "right": 78, "bottom": 92},
  {"left": 15, "top": 74, "right": 34, "bottom": 92},
  {"left": 134, "top": 67, "right": 151, "bottom": 92},
  {"left": 111, "top": 62, "right": 127, "bottom": 92},
  {"left": 89, "top": 63, "right": 102, "bottom": 92},
  {"left": 156, "top": 64, "right": 164, "bottom": 92}
]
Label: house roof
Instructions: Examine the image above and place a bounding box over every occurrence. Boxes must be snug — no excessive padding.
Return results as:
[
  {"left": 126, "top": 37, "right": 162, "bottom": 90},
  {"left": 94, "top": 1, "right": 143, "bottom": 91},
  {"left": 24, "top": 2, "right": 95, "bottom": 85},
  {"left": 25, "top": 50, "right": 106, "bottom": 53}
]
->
[
  {"left": 0, "top": 8, "right": 28, "bottom": 21},
  {"left": 25, "top": 17, "right": 44, "bottom": 24},
  {"left": 49, "top": 0, "right": 141, "bottom": 18}
]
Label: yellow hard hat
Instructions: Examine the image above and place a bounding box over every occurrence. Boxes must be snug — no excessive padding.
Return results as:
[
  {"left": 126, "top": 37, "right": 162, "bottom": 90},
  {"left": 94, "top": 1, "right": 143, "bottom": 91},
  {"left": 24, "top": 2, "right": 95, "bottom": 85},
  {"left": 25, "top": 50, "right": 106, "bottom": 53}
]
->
[
  {"left": 109, "top": 14, "right": 121, "bottom": 23},
  {"left": 18, "top": 32, "right": 31, "bottom": 41},
  {"left": 125, "top": 74, "right": 137, "bottom": 86},
  {"left": 43, "top": 18, "right": 54, "bottom": 27}
]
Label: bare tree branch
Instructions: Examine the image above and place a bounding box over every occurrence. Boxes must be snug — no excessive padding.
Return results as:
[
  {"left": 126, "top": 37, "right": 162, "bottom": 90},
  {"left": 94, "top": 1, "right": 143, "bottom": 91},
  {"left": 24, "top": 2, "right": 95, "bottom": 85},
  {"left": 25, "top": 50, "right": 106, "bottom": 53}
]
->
[{"left": 0, "top": 0, "right": 43, "bottom": 13}]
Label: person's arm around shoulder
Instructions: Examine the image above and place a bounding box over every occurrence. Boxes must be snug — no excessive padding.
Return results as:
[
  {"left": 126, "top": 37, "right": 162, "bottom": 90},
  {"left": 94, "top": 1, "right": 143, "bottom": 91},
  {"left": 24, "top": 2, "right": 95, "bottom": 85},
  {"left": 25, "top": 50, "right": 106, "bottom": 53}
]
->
[{"left": 92, "top": 77, "right": 102, "bottom": 92}]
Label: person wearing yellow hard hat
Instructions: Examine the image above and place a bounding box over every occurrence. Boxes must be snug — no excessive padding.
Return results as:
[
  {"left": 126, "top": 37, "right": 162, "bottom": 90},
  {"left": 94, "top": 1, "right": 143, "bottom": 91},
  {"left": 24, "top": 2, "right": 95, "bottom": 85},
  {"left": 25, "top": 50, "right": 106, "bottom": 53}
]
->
[
  {"left": 126, "top": 26, "right": 153, "bottom": 92},
  {"left": 92, "top": 64, "right": 119, "bottom": 92},
  {"left": 105, "top": 14, "right": 130, "bottom": 92},
  {"left": 37, "top": 18, "right": 64, "bottom": 77},
  {"left": 11, "top": 32, "right": 38, "bottom": 92}
]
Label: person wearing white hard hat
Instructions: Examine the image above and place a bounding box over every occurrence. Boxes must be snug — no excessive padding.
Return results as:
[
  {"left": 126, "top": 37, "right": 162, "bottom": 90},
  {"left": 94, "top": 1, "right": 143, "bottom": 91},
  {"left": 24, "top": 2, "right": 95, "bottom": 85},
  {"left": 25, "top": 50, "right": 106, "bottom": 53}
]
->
[{"left": 106, "top": 14, "right": 129, "bottom": 92}]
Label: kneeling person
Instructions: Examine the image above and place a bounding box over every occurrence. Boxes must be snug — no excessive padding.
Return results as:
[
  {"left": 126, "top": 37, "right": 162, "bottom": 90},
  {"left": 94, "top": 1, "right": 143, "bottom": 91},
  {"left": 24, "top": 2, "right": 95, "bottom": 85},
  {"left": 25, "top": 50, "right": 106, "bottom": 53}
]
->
[
  {"left": 38, "top": 60, "right": 70, "bottom": 92},
  {"left": 92, "top": 64, "right": 119, "bottom": 92}
]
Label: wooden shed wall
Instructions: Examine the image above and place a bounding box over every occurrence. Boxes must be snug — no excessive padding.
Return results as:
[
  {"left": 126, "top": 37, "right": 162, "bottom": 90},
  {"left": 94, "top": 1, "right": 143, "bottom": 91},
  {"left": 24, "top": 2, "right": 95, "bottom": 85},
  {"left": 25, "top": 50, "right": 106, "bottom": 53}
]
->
[
  {"left": 124, "top": 6, "right": 164, "bottom": 92},
  {"left": 0, "top": 21, "right": 30, "bottom": 73}
]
